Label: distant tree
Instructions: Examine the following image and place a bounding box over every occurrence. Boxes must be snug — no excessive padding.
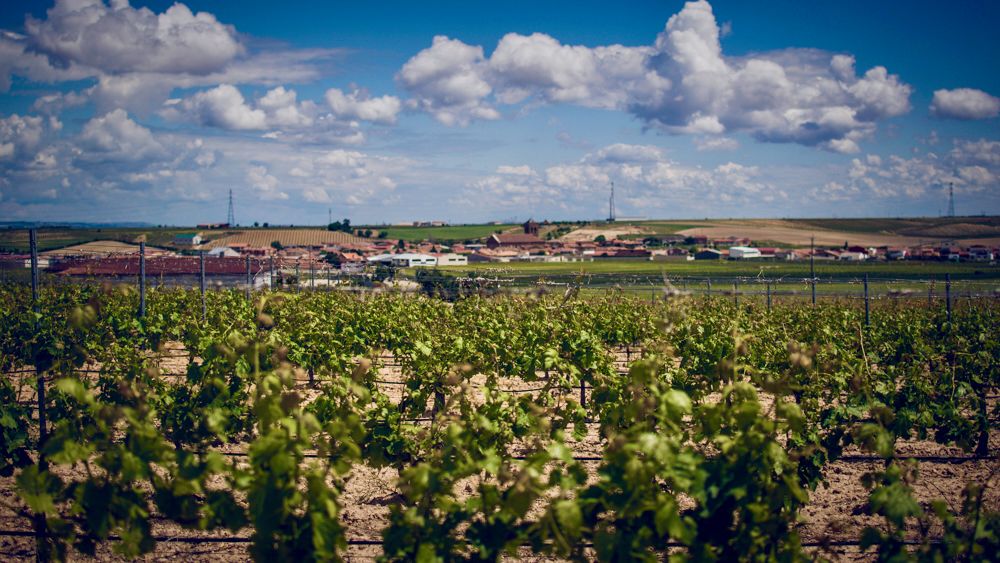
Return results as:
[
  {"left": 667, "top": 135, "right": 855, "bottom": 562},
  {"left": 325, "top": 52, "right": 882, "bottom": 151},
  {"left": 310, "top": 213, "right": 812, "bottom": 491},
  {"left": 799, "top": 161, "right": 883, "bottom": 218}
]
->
[
  {"left": 253, "top": 221, "right": 259, "bottom": 227},
  {"left": 396, "top": 239, "right": 406, "bottom": 250},
  {"left": 594, "top": 235, "right": 607, "bottom": 243},
  {"left": 327, "top": 218, "right": 353, "bottom": 233},
  {"left": 271, "top": 240, "right": 283, "bottom": 251},
  {"left": 262, "top": 222, "right": 269, "bottom": 228},
  {"left": 364, "top": 229, "right": 373, "bottom": 238},
  {"left": 378, "top": 231, "right": 388, "bottom": 239}
]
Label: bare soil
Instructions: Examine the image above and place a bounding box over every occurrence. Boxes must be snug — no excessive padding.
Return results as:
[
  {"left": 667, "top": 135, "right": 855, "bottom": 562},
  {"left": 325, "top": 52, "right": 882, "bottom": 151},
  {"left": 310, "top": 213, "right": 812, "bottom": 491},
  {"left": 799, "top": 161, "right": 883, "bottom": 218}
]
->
[{"left": 1, "top": 346, "right": 996, "bottom": 561}]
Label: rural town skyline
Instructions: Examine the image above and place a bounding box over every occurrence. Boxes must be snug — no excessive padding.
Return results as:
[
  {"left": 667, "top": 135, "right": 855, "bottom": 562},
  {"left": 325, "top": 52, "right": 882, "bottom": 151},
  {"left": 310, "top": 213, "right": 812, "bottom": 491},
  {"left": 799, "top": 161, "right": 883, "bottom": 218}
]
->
[{"left": 0, "top": 0, "right": 998, "bottom": 225}]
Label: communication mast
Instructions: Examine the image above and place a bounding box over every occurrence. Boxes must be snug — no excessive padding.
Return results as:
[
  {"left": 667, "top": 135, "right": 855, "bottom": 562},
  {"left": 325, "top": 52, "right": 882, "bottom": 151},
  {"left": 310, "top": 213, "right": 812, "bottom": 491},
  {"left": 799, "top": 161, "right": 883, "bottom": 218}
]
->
[
  {"left": 947, "top": 182, "right": 955, "bottom": 217},
  {"left": 227, "top": 189, "right": 236, "bottom": 226},
  {"left": 607, "top": 181, "right": 616, "bottom": 222}
]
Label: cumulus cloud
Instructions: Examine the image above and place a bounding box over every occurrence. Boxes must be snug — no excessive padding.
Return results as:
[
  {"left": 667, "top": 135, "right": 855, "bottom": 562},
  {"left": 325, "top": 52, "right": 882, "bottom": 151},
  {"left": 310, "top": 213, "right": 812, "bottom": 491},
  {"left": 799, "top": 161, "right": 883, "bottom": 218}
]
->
[
  {"left": 1, "top": 1, "right": 343, "bottom": 113},
  {"left": 397, "top": 36, "right": 499, "bottom": 125},
  {"left": 78, "top": 109, "right": 164, "bottom": 161},
  {"left": 286, "top": 149, "right": 404, "bottom": 205},
  {"left": 325, "top": 88, "right": 402, "bottom": 124},
  {"left": 466, "top": 142, "right": 782, "bottom": 213},
  {"left": 840, "top": 139, "right": 1000, "bottom": 200},
  {"left": 398, "top": 0, "right": 911, "bottom": 152},
  {"left": 930, "top": 88, "right": 1000, "bottom": 120},
  {"left": 162, "top": 84, "right": 397, "bottom": 143},
  {"left": 0, "top": 114, "right": 59, "bottom": 158},
  {"left": 247, "top": 165, "right": 288, "bottom": 200},
  {"left": 694, "top": 136, "right": 739, "bottom": 151},
  {"left": 25, "top": 0, "right": 242, "bottom": 75}
]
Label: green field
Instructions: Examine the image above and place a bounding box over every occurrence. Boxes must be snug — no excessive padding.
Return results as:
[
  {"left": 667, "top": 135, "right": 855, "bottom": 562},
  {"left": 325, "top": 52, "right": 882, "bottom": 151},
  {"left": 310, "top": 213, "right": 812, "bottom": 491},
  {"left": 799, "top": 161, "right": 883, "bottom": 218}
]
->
[
  {"left": 366, "top": 223, "right": 519, "bottom": 242},
  {"left": 438, "top": 258, "right": 1000, "bottom": 280},
  {"left": 786, "top": 216, "right": 1000, "bottom": 238},
  {"left": 0, "top": 227, "right": 210, "bottom": 252}
]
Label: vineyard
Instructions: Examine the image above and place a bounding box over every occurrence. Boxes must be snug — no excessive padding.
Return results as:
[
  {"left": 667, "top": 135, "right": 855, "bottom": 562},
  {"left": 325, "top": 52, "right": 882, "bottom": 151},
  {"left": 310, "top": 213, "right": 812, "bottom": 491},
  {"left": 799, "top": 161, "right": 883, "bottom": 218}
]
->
[{"left": 0, "top": 283, "right": 998, "bottom": 561}]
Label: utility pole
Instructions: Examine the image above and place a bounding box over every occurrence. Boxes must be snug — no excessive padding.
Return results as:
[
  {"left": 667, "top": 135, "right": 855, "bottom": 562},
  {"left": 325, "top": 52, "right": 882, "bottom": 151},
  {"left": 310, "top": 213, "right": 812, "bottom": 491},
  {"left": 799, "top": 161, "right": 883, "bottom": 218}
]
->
[
  {"left": 947, "top": 182, "right": 955, "bottom": 217},
  {"left": 227, "top": 189, "right": 235, "bottom": 226},
  {"left": 607, "top": 181, "right": 616, "bottom": 222}
]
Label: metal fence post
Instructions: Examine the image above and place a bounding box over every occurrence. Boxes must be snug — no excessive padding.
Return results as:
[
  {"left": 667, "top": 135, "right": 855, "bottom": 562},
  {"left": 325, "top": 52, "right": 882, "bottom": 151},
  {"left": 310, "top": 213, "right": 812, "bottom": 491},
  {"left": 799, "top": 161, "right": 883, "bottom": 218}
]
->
[
  {"left": 30, "top": 228, "right": 49, "bottom": 557},
  {"left": 139, "top": 241, "right": 146, "bottom": 318},
  {"left": 864, "top": 273, "right": 870, "bottom": 327},
  {"left": 199, "top": 250, "right": 206, "bottom": 321},
  {"left": 810, "top": 235, "right": 816, "bottom": 306},
  {"left": 245, "top": 255, "right": 251, "bottom": 300},
  {"left": 945, "top": 273, "right": 952, "bottom": 324}
]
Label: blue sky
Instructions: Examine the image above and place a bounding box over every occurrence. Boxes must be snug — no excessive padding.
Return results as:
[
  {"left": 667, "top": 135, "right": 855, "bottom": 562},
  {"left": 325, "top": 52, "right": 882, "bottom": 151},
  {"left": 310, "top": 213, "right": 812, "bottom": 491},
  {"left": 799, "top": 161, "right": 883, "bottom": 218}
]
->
[{"left": 0, "top": 0, "right": 998, "bottom": 225}]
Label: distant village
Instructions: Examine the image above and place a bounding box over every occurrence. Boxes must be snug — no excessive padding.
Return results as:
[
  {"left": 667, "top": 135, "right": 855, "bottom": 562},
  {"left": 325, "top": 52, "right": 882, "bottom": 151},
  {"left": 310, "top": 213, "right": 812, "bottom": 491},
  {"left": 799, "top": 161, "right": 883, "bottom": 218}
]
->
[{"left": 4, "top": 219, "right": 997, "bottom": 284}]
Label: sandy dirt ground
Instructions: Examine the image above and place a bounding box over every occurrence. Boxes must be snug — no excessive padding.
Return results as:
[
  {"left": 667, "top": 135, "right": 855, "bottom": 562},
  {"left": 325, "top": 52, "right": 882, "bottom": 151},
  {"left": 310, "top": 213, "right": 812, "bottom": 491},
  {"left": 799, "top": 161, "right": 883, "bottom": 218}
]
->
[
  {"left": 559, "top": 225, "right": 654, "bottom": 243},
  {"left": 674, "top": 220, "right": 937, "bottom": 248},
  {"left": 1, "top": 346, "right": 997, "bottom": 562}
]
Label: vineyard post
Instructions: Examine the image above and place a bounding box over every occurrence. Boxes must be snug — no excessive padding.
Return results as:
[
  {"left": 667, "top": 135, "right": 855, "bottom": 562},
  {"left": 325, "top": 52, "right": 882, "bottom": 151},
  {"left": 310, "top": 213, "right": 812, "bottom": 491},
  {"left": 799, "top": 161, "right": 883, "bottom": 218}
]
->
[
  {"left": 30, "top": 228, "right": 49, "bottom": 558},
  {"left": 733, "top": 280, "right": 738, "bottom": 306},
  {"left": 199, "top": 250, "right": 206, "bottom": 321},
  {"left": 245, "top": 255, "right": 251, "bottom": 301},
  {"left": 928, "top": 277, "right": 934, "bottom": 305},
  {"left": 295, "top": 263, "right": 300, "bottom": 292},
  {"left": 810, "top": 236, "right": 816, "bottom": 306},
  {"left": 326, "top": 266, "right": 331, "bottom": 290},
  {"left": 864, "top": 274, "right": 870, "bottom": 327},
  {"left": 707, "top": 278, "right": 712, "bottom": 298},
  {"left": 649, "top": 285, "right": 654, "bottom": 304},
  {"left": 766, "top": 281, "right": 771, "bottom": 311},
  {"left": 945, "top": 273, "right": 952, "bottom": 324},
  {"left": 580, "top": 380, "right": 586, "bottom": 409},
  {"left": 139, "top": 241, "right": 146, "bottom": 318},
  {"left": 310, "top": 259, "right": 315, "bottom": 290}
]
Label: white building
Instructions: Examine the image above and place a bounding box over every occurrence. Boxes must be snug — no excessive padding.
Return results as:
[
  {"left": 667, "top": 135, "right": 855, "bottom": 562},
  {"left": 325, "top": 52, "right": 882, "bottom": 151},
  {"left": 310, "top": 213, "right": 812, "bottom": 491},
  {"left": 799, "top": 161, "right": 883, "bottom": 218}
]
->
[
  {"left": 173, "top": 233, "right": 202, "bottom": 246},
  {"left": 436, "top": 253, "right": 468, "bottom": 266},
  {"left": 207, "top": 247, "right": 240, "bottom": 257},
  {"left": 728, "top": 246, "right": 762, "bottom": 260},
  {"left": 390, "top": 253, "right": 438, "bottom": 267}
]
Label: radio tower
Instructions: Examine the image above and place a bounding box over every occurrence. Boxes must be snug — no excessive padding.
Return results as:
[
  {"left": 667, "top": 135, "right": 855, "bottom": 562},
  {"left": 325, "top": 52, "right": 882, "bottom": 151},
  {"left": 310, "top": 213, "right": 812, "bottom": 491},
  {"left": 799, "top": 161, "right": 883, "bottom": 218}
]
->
[
  {"left": 226, "top": 189, "right": 235, "bottom": 226},
  {"left": 946, "top": 182, "right": 955, "bottom": 217},
  {"left": 607, "top": 181, "right": 616, "bottom": 222}
]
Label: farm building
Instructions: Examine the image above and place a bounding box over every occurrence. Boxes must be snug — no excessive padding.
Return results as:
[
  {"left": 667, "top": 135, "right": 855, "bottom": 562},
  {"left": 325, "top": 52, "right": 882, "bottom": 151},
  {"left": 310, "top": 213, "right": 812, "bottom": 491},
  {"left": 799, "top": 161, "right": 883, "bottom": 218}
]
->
[
  {"left": 694, "top": 249, "right": 723, "bottom": 260},
  {"left": 173, "top": 233, "right": 202, "bottom": 246},
  {"left": 436, "top": 253, "right": 469, "bottom": 266},
  {"left": 485, "top": 233, "right": 545, "bottom": 249},
  {"left": 728, "top": 246, "right": 762, "bottom": 260},
  {"left": 390, "top": 253, "right": 438, "bottom": 267},
  {"left": 207, "top": 247, "right": 240, "bottom": 257}
]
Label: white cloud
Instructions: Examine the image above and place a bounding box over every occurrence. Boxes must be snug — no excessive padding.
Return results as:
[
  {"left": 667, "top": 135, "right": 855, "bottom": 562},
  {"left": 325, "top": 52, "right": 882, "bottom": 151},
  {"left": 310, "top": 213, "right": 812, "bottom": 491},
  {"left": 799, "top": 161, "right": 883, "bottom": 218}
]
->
[
  {"left": 930, "top": 88, "right": 1000, "bottom": 120},
  {"left": 78, "top": 109, "right": 163, "bottom": 161},
  {"left": 2, "top": 1, "right": 342, "bottom": 113},
  {"left": 495, "top": 164, "right": 535, "bottom": 176},
  {"left": 0, "top": 114, "right": 51, "bottom": 157},
  {"left": 694, "top": 136, "right": 739, "bottom": 151},
  {"left": 164, "top": 84, "right": 267, "bottom": 130},
  {"left": 25, "top": 0, "right": 242, "bottom": 75},
  {"left": 468, "top": 142, "right": 782, "bottom": 213},
  {"left": 325, "top": 88, "right": 401, "bottom": 124},
  {"left": 397, "top": 0, "right": 912, "bottom": 152},
  {"left": 397, "top": 35, "right": 499, "bottom": 126},
  {"left": 247, "top": 164, "right": 288, "bottom": 200}
]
